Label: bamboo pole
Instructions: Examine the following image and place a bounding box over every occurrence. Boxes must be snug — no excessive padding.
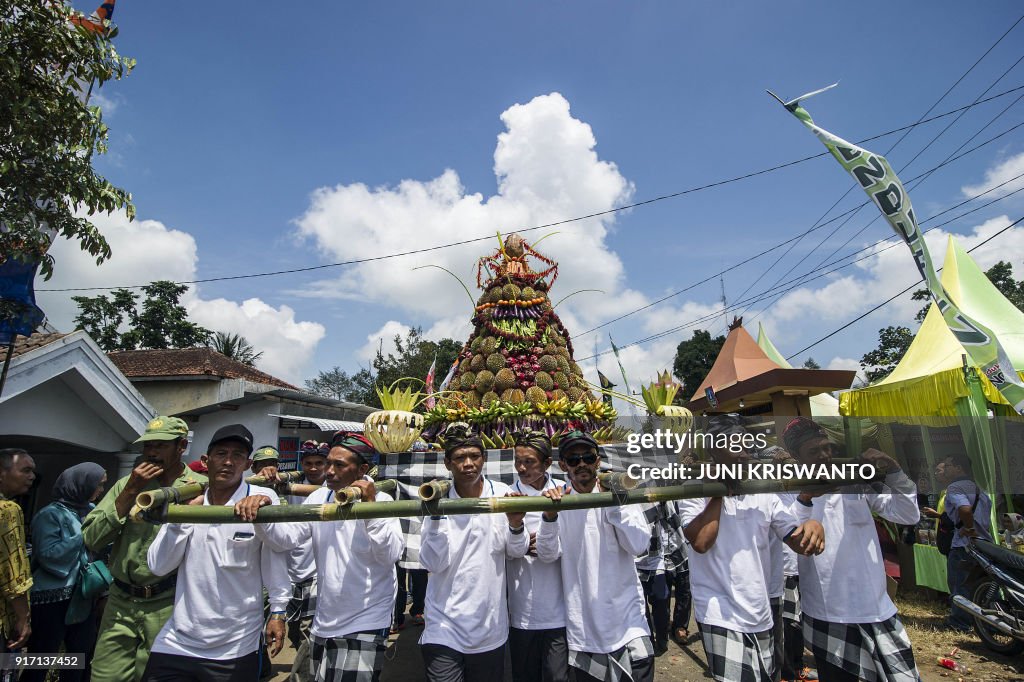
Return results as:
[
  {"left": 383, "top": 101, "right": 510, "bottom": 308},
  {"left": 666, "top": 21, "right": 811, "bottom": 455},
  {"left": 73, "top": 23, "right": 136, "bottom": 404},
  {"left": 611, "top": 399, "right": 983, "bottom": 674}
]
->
[
  {"left": 283, "top": 483, "right": 324, "bottom": 497},
  {"left": 336, "top": 479, "right": 398, "bottom": 505},
  {"left": 418, "top": 479, "right": 452, "bottom": 501},
  {"left": 136, "top": 474, "right": 880, "bottom": 525},
  {"left": 136, "top": 482, "right": 208, "bottom": 511},
  {"left": 248, "top": 470, "right": 305, "bottom": 485},
  {"left": 598, "top": 472, "right": 638, "bottom": 491}
]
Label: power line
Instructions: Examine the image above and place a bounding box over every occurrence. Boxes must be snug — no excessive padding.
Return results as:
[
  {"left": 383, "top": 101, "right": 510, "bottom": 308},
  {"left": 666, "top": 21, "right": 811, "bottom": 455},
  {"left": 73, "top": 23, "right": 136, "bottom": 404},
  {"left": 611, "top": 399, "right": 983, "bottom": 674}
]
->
[
  {"left": 784, "top": 214, "right": 1024, "bottom": 360},
  {"left": 38, "top": 83, "right": 1024, "bottom": 293}
]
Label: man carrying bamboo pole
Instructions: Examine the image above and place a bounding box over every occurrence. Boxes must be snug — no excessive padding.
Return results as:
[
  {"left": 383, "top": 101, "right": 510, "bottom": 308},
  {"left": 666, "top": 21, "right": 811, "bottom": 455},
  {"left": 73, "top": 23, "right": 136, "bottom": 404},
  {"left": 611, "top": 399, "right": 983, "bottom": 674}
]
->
[
  {"left": 419, "top": 423, "right": 529, "bottom": 682},
  {"left": 282, "top": 432, "right": 404, "bottom": 682},
  {"left": 83, "top": 416, "right": 207, "bottom": 682},
  {"left": 782, "top": 417, "right": 921, "bottom": 682},
  {"left": 679, "top": 415, "right": 825, "bottom": 682},
  {"left": 141, "top": 423, "right": 292, "bottom": 681},
  {"left": 536, "top": 430, "right": 655, "bottom": 682},
  {"left": 506, "top": 429, "right": 568, "bottom": 682}
]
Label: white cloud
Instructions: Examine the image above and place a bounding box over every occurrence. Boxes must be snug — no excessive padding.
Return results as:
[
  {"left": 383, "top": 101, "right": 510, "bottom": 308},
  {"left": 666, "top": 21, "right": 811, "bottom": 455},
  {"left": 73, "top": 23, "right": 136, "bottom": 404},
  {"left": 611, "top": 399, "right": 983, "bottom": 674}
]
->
[
  {"left": 962, "top": 151, "right": 1024, "bottom": 199},
  {"left": 35, "top": 209, "right": 325, "bottom": 383},
  {"left": 357, "top": 321, "right": 412, "bottom": 365},
  {"left": 826, "top": 356, "right": 861, "bottom": 372}
]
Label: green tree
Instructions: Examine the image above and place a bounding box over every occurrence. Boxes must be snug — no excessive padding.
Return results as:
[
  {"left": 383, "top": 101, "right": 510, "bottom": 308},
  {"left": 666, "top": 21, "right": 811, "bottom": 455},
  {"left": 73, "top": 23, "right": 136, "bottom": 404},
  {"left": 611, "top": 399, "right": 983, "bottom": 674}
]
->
[
  {"left": 369, "top": 327, "right": 463, "bottom": 409},
  {"left": 208, "top": 331, "right": 262, "bottom": 366},
  {"left": 860, "top": 325, "right": 913, "bottom": 383},
  {"left": 72, "top": 280, "right": 211, "bottom": 351},
  {"left": 983, "top": 260, "right": 1024, "bottom": 311},
  {"left": 305, "top": 367, "right": 375, "bottom": 403},
  {"left": 672, "top": 329, "right": 725, "bottom": 399},
  {"left": 1, "top": 1, "right": 134, "bottom": 278},
  {"left": 803, "top": 357, "right": 821, "bottom": 369}
]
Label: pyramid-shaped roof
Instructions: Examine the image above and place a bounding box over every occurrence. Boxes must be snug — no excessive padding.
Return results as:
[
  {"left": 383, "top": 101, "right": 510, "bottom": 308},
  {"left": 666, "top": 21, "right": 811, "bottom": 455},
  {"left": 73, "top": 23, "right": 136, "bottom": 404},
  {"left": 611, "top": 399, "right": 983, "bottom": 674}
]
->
[
  {"left": 690, "top": 320, "right": 783, "bottom": 402},
  {"left": 841, "top": 236, "right": 1024, "bottom": 416}
]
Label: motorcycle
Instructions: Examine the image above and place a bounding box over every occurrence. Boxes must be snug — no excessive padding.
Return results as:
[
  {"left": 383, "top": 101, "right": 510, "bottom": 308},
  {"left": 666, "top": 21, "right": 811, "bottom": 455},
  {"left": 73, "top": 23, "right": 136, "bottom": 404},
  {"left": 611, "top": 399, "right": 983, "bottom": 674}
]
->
[{"left": 952, "top": 538, "right": 1024, "bottom": 655}]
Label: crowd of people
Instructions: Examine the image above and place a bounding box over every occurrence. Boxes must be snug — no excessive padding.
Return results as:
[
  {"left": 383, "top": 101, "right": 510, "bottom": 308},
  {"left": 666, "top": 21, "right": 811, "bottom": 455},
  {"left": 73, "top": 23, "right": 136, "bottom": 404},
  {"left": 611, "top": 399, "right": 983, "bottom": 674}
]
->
[{"left": 0, "top": 411, "right": 956, "bottom": 682}]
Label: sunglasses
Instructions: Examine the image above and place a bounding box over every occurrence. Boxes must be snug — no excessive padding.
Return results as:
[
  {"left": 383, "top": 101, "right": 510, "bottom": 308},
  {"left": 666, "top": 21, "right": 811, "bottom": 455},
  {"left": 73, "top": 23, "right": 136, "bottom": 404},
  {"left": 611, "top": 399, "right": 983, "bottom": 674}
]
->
[{"left": 563, "top": 453, "right": 598, "bottom": 466}]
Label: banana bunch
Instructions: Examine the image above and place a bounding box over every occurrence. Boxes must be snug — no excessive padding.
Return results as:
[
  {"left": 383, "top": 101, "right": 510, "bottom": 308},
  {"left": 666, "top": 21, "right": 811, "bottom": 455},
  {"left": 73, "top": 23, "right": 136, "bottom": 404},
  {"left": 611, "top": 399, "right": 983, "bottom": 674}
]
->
[
  {"left": 467, "top": 403, "right": 501, "bottom": 424},
  {"left": 591, "top": 425, "right": 632, "bottom": 444},
  {"left": 566, "top": 401, "right": 587, "bottom": 418},
  {"left": 584, "top": 399, "right": 609, "bottom": 419},
  {"left": 481, "top": 431, "right": 514, "bottom": 449},
  {"left": 497, "top": 401, "right": 533, "bottom": 418},
  {"left": 536, "top": 397, "right": 570, "bottom": 418},
  {"left": 424, "top": 405, "right": 449, "bottom": 426}
]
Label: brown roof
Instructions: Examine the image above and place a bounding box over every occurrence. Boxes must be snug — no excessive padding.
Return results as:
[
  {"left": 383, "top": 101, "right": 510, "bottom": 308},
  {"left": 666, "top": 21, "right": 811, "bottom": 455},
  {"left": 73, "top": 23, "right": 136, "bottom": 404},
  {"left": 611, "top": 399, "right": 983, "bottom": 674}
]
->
[
  {"left": 8, "top": 332, "right": 68, "bottom": 359},
  {"left": 690, "top": 323, "right": 783, "bottom": 402},
  {"left": 108, "top": 347, "right": 297, "bottom": 390}
]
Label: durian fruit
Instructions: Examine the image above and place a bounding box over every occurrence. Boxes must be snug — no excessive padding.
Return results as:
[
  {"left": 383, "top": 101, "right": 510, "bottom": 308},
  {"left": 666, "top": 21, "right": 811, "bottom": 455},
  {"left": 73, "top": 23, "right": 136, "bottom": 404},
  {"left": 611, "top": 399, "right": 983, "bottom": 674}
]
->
[
  {"left": 464, "top": 391, "right": 481, "bottom": 409},
  {"left": 460, "top": 372, "right": 476, "bottom": 390},
  {"left": 543, "top": 343, "right": 559, "bottom": 355},
  {"left": 470, "top": 354, "right": 485, "bottom": 372},
  {"left": 495, "top": 368, "right": 517, "bottom": 392},
  {"left": 553, "top": 371, "right": 570, "bottom": 390},
  {"left": 502, "top": 388, "right": 526, "bottom": 404},
  {"left": 481, "top": 336, "right": 498, "bottom": 355},
  {"left": 475, "top": 369, "right": 495, "bottom": 393},
  {"left": 567, "top": 387, "right": 585, "bottom": 402},
  {"left": 521, "top": 286, "right": 536, "bottom": 300},
  {"left": 535, "top": 371, "right": 554, "bottom": 391},
  {"left": 553, "top": 347, "right": 570, "bottom": 360},
  {"left": 486, "top": 353, "right": 506, "bottom": 372},
  {"left": 481, "top": 391, "right": 500, "bottom": 407},
  {"left": 571, "top": 363, "right": 584, "bottom": 377},
  {"left": 552, "top": 389, "right": 568, "bottom": 401},
  {"left": 556, "top": 356, "right": 570, "bottom": 375},
  {"left": 502, "top": 283, "right": 521, "bottom": 301},
  {"left": 471, "top": 336, "right": 483, "bottom": 352},
  {"left": 525, "top": 386, "right": 547, "bottom": 404},
  {"left": 486, "top": 287, "right": 503, "bottom": 303},
  {"left": 539, "top": 355, "right": 558, "bottom": 372}
]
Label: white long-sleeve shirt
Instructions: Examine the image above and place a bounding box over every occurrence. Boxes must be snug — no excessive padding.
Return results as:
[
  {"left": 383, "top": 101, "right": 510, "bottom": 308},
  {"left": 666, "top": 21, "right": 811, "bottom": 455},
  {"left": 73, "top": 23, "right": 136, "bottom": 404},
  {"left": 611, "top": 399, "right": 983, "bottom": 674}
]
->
[
  {"left": 790, "top": 471, "right": 919, "bottom": 624},
  {"left": 506, "top": 475, "right": 566, "bottom": 630},
  {"left": 147, "top": 482, "right": 291, "bottom": 660},
  {"left": 678, "top": 494, "right": 798, "bottom": 633},
  {"left": 285, "top": 479, "right": 324, "bottom": 584},
  {"left": 536, "top": 485, "right": 651, "bottom": 654},
  {"left": 282, "top": 486, "right": 405, "bottom": 638},
  {"left": 420, "top": 479, "right": 529, "bottom": 654}
]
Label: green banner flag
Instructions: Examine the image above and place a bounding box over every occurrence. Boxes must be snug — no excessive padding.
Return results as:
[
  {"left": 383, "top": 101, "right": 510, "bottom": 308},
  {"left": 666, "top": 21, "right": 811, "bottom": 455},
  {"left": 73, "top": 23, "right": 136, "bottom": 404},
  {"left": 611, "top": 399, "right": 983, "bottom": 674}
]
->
[
  {"left": 608, "top": 334, "right": 633, "bottom": 398},
  {"left": 776, "top": 89, "right": 1024, "bottom": 414}
]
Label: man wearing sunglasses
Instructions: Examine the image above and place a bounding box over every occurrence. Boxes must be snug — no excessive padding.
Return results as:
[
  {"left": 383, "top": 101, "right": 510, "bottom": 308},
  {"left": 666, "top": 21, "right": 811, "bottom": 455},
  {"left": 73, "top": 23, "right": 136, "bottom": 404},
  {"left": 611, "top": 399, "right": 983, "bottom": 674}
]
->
[
  {"left": 419, "top": 423, "right": 529, "bottom": 682},
  {"left": 537, "top": 431, "right": 655, "bottom": 682},
  {"left": 679, "top": 414, "right": 825, "bottom": 682}
]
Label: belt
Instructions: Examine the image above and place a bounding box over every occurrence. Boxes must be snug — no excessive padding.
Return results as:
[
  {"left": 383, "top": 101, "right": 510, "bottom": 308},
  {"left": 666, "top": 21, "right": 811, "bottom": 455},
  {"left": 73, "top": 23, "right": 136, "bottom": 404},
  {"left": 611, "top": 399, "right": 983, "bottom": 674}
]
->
[{"left": 113, "top": 573, "right": 177, "bottom": 599}]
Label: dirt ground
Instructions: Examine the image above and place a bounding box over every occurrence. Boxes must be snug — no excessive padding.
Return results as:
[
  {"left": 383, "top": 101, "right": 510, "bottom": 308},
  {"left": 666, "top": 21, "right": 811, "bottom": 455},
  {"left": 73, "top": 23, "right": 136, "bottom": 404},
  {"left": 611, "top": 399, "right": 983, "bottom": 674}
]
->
[{"left": 269, "top": 590, "right": 1024, "bottom": 681}]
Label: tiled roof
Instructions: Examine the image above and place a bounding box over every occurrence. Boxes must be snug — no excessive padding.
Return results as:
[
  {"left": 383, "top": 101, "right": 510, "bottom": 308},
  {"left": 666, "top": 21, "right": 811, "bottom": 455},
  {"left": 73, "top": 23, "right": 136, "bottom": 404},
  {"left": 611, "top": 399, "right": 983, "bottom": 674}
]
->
[
  {"left": 9, "top": 332, "right": 68, "bottom": 359},
  {"left": 107, "top": 347, "right": 297, "bottom": 390}
]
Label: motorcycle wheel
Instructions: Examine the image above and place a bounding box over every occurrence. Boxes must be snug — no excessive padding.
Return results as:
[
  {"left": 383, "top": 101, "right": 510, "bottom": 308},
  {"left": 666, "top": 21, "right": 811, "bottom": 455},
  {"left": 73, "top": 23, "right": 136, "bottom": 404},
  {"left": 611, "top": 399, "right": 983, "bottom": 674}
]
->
[{"left": 972, "top": 580, "right": 1024, "bottom": 655}]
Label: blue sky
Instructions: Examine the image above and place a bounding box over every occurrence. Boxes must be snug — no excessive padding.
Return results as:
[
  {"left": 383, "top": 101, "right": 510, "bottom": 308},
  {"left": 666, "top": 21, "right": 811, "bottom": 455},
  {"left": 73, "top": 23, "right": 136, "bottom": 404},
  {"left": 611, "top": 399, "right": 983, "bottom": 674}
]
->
[{"left": 37, "top": 1, "right": 1024, "bottom": 402}]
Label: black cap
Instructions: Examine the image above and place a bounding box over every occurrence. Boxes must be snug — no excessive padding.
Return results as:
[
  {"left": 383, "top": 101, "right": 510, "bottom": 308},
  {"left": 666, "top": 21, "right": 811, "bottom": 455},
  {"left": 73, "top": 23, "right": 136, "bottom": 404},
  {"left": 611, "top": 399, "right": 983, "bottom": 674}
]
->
[
  {"left": 557, "top": 430, "right": 598, "bottom": 459},
  {"left": 207, "top": 424, "right": 254, "bottom": 455}
]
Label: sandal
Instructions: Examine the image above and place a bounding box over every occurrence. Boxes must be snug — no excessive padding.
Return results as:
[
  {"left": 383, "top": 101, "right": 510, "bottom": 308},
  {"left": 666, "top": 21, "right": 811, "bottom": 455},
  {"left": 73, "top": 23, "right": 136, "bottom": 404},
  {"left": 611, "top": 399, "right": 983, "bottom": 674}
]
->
[
  {"left": 389, "top": 621, "right": 406, "bottom": 635},
  {"left": 672, "top": 627, "right": 689, "bottom": 643}
]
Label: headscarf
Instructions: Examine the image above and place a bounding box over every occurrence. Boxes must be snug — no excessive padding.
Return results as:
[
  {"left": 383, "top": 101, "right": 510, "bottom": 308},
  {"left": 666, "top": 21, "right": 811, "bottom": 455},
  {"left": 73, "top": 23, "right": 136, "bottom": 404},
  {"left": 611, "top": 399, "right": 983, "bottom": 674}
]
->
[
  {"left": 300, "top": 440, "right": 320, "bottom": 458},
  {"left": 442, "top": 422, "right": 483, "bottom": 457},
  {"left": 513, "top": 429, "right": 552, "bottom": 460},
  {"left": 52, "top": 462, "right": 106, "bottom": 517},
  {"left": 783, "top": 417, "right": 827, "bottom": 456},
  {"left": 330, "top": 431, "right": 379, "bottom": 466}
]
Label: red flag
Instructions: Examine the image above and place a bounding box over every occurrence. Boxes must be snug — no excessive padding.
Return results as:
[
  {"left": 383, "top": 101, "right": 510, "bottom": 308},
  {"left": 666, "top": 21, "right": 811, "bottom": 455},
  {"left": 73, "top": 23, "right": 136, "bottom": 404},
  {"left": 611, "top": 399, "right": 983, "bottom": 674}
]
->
[{"left": 424, "top": 355, "right": 438, "bottom": 409}]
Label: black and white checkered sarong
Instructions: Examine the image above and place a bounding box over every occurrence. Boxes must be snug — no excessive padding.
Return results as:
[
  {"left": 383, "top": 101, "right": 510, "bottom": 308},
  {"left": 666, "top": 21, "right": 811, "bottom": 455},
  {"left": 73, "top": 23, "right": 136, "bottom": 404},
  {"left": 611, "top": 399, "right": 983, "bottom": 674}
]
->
[
  {"left": 699, "top": 622, "right": 774, "bottom": 682},
  {"left": 803, "top": 614, "right": 919, "bottom": 682},
  {"left": 568, "top": 636, "right": 654, "bottom": 682},
  {"left": 310, "top": 631, "right": 388, "bottom": 682},
  {"left": 288, "top": 576, "right": 318, "bottom": 622},
  {"left": 781, "top": 575, "right": 800, "bottom": 622}
]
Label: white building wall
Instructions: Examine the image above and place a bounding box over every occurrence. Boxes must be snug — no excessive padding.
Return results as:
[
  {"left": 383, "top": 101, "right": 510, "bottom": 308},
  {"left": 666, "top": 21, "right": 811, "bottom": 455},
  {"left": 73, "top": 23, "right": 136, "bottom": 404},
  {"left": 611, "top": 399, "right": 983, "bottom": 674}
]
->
[{"left": 184, "top": 399, "right": 282, "bottom": 463}]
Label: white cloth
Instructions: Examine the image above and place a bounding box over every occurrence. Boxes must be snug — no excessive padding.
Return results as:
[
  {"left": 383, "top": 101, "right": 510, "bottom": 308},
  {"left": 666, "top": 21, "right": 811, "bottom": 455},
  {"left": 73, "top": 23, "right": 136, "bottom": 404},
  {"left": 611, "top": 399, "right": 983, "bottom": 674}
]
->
[
  {"left": 789, "top": 471, "right": 919, "bottom": 624},
  {"left": 147, "top": 482, "right": 292, "bottom": 660},
  {"left": 419, "top": 479, "right": 529, "bottom": 653},
  {"left": 506, "top": 475, "right": 567, "bottom": 630},
  {"left": 678, "top": 494, "right": 798, "bottom": 633},
  {"left": 285, "top": 478, "right": 324, "bottom": 584},
  {"left": 782, "top": 544, "right": 798, "bottom": 578},
  {"left": 768, "top": 533, "right": 784, "bottom": 599},
  {"left": 279, "top": 486, "right": 405, "bottom": 639},
  {"left": 536, "top": 484, "right": 651, "bottom": 654}
]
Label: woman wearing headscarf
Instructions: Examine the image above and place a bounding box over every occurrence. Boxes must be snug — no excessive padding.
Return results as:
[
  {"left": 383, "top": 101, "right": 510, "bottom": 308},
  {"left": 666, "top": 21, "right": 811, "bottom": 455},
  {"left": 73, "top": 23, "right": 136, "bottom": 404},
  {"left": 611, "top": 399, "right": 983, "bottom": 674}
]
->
[{"left": 24, "top": 462, "right": 107, "bottom": 682}]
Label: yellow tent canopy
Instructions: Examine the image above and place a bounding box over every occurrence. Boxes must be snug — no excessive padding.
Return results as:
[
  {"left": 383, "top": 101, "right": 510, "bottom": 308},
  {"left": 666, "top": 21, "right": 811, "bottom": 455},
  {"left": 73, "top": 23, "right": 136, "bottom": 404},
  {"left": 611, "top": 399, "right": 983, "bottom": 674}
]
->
[{"left": 841, "top": 237, "right": 1024, "bottom": 418}]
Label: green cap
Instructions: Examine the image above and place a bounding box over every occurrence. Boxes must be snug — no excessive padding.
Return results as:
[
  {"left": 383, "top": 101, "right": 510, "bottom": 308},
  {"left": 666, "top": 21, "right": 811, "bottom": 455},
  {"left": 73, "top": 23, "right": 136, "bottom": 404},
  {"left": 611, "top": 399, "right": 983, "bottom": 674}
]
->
[
  {"left": 252, "top": 445, "right": 280, "bottom": 463},
  {"left": 135, "top": 416, "right": 189, "bottom": 443}
]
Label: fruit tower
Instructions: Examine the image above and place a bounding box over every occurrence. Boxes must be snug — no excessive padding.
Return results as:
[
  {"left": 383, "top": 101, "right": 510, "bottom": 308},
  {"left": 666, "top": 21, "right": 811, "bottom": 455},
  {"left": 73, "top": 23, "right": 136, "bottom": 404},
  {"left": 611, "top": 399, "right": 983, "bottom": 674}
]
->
[{"left": 423, "top": 234, "right": 623, "bottom": 446}]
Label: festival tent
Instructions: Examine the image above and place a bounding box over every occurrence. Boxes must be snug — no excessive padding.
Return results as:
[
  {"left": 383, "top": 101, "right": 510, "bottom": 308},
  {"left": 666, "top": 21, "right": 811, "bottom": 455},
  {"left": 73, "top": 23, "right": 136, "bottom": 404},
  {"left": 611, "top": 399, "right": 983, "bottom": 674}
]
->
[
  {"left": 840, "top": 236, "right": 1024, "bottom": 589},
  {"left": 755, "top": 323, "right": 842, "bottom": 417}
]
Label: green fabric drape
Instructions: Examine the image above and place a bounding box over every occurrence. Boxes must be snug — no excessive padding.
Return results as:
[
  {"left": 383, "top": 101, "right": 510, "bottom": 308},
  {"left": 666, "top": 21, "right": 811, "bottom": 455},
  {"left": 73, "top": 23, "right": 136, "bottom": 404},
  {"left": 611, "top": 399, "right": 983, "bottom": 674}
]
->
[{"left": 954, "top": 368, "right": 1000, "bottom": 543}]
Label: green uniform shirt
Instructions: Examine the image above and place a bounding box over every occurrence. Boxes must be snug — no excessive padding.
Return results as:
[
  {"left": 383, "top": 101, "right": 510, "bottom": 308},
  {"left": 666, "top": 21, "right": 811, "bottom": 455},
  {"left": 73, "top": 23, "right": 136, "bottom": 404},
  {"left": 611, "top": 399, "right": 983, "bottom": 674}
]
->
[{"left": 82, "top": 467, "right": 207, "bottom": 587}]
